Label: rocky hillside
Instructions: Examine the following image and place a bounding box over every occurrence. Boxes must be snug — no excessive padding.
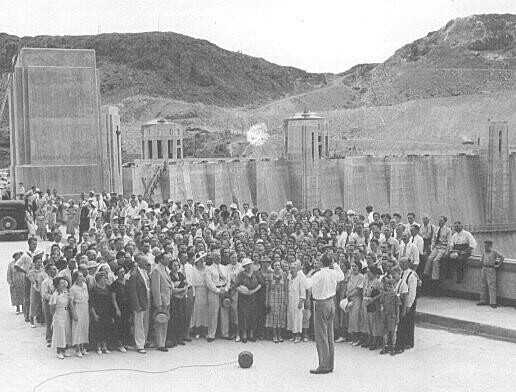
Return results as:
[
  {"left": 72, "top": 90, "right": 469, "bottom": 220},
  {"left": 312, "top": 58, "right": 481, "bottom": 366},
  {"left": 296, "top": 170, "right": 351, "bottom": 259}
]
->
[
  {"left": 3, "top": 13, "right": 516, "bottom": 166},
  {"left": 0, "top": 31, "right": 327, "bottom": 107}
]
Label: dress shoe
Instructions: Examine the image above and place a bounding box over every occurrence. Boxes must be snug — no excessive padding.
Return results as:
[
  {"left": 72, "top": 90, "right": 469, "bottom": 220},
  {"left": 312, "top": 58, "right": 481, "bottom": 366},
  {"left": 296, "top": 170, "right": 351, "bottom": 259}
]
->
[
  {"left": 393, "top": 348, "right": 404, "bottom": 355},
  {"left": 177, "top": 341, "right": 186, "bottom": 345},
  {"left": 207, "top": 338, "right": 215, "bottom": 342},
  {"left": 380, "top": 346, "right": 390, "bottom": 355},
  {"left": 157, "top": 347, "right": 169, "bottom": 352},
  {"left": 248, "top": 337, "right": 256, "bottom": 342},
  {"left": 183, "top": 338, "right": 192, "bottom": 342},
  {"left": 310, "top": 369, "right": 331, "bottom": 374},
  {"left": 490, "top": 304, "right": 498, "bottom": 309},
  {"left": 241, "top": 338, "right": 247, "bottom": 343},
  {"left": 476, "top": 302, "right": 487, "bottom": 306}
]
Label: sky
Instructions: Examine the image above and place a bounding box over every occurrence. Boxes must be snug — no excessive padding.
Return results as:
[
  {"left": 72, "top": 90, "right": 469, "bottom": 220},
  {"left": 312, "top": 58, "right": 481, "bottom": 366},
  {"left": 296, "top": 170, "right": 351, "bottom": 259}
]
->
[{"left": 3, "top": 0, "right": 516, "bottom": 73}]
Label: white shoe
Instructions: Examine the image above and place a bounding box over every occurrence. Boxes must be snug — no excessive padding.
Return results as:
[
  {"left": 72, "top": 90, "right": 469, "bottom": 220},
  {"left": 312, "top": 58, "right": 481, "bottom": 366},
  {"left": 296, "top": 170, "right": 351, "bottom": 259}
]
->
[
  {"left": 76, "top": 352, "right": 83, "bottom": 358},
  {"left": 63, "top": 352, "right": 71, "bottom": 357},
  {"left": 30, "top": 324, "right": 35, "bottom": 328},
  {"left": 335, "top": 337, "right": 346, "bottom": 343},
  {"left": 82, "top": 349, "right": 89, "bottom": 355},
  {"left": 235, "top": 336, "right": 241, "bottom": 342},
  {"left": 195, "top": 334, "right": 200, "bottom": 339},
  {"left": 118, "top": 346, "right": 127, "bottom": 353},
  {"left": 57, "top": 353, "right": 64, "bottom": 359}
]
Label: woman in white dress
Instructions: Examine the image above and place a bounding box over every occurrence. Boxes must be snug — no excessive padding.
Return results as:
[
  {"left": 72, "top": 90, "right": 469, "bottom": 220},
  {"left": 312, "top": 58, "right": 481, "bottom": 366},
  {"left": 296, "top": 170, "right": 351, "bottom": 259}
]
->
[
  {"left": 69, "top": 271, "right": 90, "bottom": 357},
  {"left": 49, "top": 277, "right": 72, "bottom": 359}
]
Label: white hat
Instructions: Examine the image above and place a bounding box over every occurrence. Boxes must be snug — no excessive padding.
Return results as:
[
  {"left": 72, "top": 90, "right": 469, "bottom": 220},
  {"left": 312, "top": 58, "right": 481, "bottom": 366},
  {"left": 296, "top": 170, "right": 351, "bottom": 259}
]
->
[
  {"left": 339, "top": 298, "right": 353, "bottom": 313},
  {"left": 286, "top": 201, "right": 293, "bottom": 206},
  {"left": 347, "top": 209, "right": 355, "bottom": 215},
  {"left": 198, "top": 204, "right": 205, "bottom": 209},
  {"left": 241, "top": 258, "right": 253, "bottom": 267},
  {"left": 230, "top": 203, "right": 238, "bottom": 209},
  {"left": 206, "top": 200, "right": 213, "bottom": 204}
]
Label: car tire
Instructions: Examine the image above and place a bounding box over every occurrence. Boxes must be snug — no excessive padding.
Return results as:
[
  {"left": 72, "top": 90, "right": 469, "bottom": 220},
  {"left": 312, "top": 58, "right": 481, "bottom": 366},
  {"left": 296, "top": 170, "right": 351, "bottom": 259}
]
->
[{"left": 0, "top": 216, "right": 17, "bottom": 231}]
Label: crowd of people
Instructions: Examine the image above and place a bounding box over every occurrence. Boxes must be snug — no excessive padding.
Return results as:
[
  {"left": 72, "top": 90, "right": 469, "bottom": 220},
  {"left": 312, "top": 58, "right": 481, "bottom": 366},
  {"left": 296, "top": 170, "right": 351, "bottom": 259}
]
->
[{"left": 5, "top": 188, "right": 505, "bottom": 361}]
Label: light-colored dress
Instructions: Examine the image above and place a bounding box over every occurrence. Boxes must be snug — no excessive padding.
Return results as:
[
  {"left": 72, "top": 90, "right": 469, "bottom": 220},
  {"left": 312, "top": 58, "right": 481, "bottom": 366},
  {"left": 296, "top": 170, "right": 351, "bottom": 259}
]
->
[
  {"left": 191, "top": 267, "right": 208, "bottom": 327},
  {"left": 7, "top": 261, "right": 25, "bottom": 306},
  {"left": 50, "top": 291, "right": 72, "bottom": 348},
  {"left": 70, "top": 284, "right": 90, "bottom": 345},
  {"left": 346, "top": 273, "right": 364, "bottom": 334}
]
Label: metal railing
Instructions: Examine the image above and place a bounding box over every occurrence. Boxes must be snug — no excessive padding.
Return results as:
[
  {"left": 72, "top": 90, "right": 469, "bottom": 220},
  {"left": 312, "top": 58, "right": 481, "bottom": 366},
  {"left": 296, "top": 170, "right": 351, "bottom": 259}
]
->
[{"left": 463, "top": 223, "right": 516, "bottom": 234}]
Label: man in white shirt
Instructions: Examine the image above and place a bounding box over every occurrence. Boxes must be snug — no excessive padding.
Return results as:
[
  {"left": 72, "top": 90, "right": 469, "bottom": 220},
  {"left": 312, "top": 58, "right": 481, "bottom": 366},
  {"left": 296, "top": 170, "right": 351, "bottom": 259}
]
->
[
  {"left": 395, "top": 257, "right": 419, "bottom": 353},
  {"left": 398, "top": 232, "right": 420, "bottom": 268},
  {"left": 137, "top": 194, "right": 149, "bottom": 211},
  {"left": 450, "top": 221, "right": 477, "bottom": 283},
  {"left": 205, "top": 252, "right": 229, "bottom": 341},
  {"left": 307, "top": 254, "right": 344, "bottom": 374}
]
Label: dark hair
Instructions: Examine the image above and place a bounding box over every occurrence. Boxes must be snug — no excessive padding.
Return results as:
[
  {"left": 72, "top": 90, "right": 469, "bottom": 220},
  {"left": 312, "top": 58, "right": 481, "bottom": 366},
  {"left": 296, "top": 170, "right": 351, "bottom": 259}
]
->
[
  {"left": 53, "top": 276, "right": 67, "bottom": 289},
  {"left": 72, "top": 271, "right": 82, "bottom": 285},
  {"left": 320, "top": 254, "right": 333, "bottom": 267}
]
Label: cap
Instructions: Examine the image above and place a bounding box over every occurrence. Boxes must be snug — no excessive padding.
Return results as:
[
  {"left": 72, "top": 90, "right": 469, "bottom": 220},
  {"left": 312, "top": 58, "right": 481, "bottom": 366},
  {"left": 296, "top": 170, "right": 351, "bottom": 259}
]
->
[
  {"left": 347, "top": 209, "right": 355, "bottom": 215},
  {"left": 286, "top": 201, "right": 293, "bottom": 206},
  {"left": 230, "top": 203, "right": 238, "bottom": 209},
  {"left": 198, "top": 204, "right": 205, "bottom": 209},
  {"left": 206, "top": 200, "right": 213, "bottom": 204}
]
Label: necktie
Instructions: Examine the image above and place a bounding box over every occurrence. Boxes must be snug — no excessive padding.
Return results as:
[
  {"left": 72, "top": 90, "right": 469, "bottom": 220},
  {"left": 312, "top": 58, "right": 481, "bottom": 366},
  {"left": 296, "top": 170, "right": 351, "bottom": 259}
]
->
[
  {"left": 436, "top": 226, "right": 442, "bottom": 245},
  {"left": 402, "top": 245, "right": 407, "bottom": 257},
  {"left": 410, "top": 236, "right": 414, "bottom": 243}
]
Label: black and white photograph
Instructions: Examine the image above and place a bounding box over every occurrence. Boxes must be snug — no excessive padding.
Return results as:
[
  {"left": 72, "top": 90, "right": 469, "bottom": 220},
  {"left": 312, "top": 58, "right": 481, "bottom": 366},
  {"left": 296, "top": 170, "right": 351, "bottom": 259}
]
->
[{"left": 0, "top": 1, "right": 515, "bottom": 391}]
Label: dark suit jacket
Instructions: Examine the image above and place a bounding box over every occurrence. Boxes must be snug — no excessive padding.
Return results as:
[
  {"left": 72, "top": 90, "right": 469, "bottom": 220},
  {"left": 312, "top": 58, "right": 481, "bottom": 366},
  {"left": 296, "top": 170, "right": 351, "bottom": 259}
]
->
[{"left": 128, "top": 269, "right": 149, "bottom": 312}]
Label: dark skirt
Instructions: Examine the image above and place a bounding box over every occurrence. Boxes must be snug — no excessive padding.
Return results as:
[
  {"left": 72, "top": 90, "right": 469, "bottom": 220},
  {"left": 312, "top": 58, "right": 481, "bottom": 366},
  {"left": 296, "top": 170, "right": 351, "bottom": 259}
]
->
[
  {"left": 238, "top": 293, "right": 257, "bottom": 331},
  {"left": 168, "top": 296, "right": 187, "bottom": 343}
]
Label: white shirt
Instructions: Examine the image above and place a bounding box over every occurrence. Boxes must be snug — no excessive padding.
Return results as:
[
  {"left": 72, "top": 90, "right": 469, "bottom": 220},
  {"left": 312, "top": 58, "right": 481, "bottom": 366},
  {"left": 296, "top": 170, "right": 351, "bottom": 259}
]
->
[
  {"left": 138, "top": 200, "right": 149, "bottom": 211},
  {"left": 398, "top": 241, "right": 420, "bottom": 266},
  {"left": 451, "top": 230, "right": 477, "bottom": 250},
  {"left": 401, "top": 269, "right": 418, "bottom": 308},
  {"left": 409, "top": 234, "right": 424, "bottom": 255},
  {"left": 205, "top": 263, "right": 228, "bottom": 294},
  {"left": 308, "top": 264, "right": 344, "bottom": 300}
]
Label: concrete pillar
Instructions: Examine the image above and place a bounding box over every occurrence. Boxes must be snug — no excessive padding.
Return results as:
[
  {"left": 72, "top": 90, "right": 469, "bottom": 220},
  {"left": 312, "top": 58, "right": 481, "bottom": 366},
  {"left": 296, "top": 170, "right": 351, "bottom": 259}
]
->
[{"left": 485, "top": 121, "right": 510, "bottom": 224}]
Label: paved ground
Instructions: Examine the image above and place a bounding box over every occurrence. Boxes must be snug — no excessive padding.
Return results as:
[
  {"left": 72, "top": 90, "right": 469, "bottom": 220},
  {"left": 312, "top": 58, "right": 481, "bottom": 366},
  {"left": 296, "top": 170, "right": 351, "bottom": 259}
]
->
[
  {"left": 418, "top": 297, "right": 515, "bottom": 330},
  {"left": 1, "top": 238, "right": 515, "bottom": 392}
]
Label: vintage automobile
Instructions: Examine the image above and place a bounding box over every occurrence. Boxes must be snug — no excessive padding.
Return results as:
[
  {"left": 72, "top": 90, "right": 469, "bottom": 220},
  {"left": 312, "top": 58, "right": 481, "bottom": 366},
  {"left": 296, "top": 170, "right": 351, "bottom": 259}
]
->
[{"left": 0, "top": 200, "right": 29, "bottom": 240}]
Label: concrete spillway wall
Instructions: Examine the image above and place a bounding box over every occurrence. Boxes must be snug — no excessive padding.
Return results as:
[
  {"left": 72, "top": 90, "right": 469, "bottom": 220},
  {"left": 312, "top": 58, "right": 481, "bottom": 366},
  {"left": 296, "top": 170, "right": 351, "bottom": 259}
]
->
[
  {"left": 130, "top": 154, "right": 490, "bottom": 227},
  {"left": 318, "top": 154, "right": 486, "bottom": 225}
]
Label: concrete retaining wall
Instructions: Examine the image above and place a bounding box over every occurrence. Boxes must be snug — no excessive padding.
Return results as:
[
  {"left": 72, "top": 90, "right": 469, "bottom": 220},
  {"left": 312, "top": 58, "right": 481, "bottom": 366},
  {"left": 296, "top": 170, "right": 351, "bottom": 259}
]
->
[{"left": 441, "top": 257, "right": 516, "bottom": 305}]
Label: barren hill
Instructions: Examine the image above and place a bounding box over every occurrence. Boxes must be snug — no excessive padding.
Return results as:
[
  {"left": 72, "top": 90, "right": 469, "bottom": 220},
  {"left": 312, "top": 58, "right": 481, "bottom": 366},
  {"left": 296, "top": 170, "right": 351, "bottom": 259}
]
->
[
  {"left": 0, "top": 31, "right": 327, "bottom": 107},
  {"left": 3, "top": 14, "right": 516, "bottom": 166}
]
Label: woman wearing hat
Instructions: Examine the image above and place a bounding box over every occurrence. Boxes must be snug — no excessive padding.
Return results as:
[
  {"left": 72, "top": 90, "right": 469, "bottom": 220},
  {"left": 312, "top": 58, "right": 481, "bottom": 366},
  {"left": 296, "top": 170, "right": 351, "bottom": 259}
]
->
[
  {"left": 191, "top": 252, "right": 208, "bottom": 339},
  {"left": 346, "top": 259, "right": 365, "bottom": 346},
  {"left": 49, "top": 276, "right": 72, "bottom": 359},
  {"left": 233, "top": 258, "right": 263, "bottom": 343}
]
